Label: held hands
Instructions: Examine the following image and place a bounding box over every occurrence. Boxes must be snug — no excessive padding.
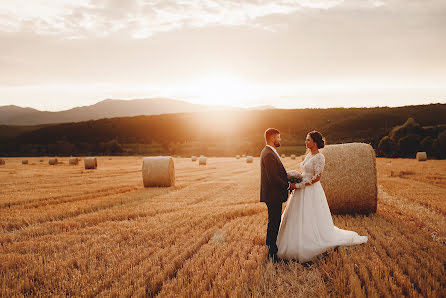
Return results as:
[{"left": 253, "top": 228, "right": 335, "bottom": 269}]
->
[
  {"left": 294, "top": 180, "right": 311, "bottom": 189},
  {"left": 294, "top": 182, "right": 306, "bottom": 189},
  {"left": 288, "top": 179, "right": 311, "bottom": 191}
]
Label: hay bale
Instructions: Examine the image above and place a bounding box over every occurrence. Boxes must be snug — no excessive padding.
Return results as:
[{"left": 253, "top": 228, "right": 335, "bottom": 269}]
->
[
  {"left": 49, "top": 158, "right": 58, "bottom": 165},
  {"left": 416, "top": 152, "right": 427, "bottom": 161},
  {"left": 246, "top": 156, "right": 253, "bottom": 163},
  {"left": 191, "top": 156, "right": 197, "bottom": 161},
  {"left": 199, "top": 156, "right": 207, "bottom": 165},
  {"left": 242, "top": 154, "right": 246, "bottom": 158},
  {"left": 39, "top": 159, "right": 44, "bottom": 162},
  {"left": 236, "top": 155, "right": 240, "bottom": 159},
  {"left": 84, "top": 157, "right": 97, "bottom": 169},
  {"left": 22, "top": 160, "right": 28, "bottom": 164},
  {"left": 281, "top": 154, "right": 286, "bottom": 158},
  {"left": 320, "top": 143, "right": 377, "bottom": 214},
  {"left": 291, "top": 154, "right": 296, "bottom": 160},
  {"left": 0, "top": 159, "right": 5, "bottom": 165},
  {"left": 69, "top": 157, "right": 79, "bottom": 165},
  {"left": 142, "top": 156, "right": 175, "bottom": 187}
]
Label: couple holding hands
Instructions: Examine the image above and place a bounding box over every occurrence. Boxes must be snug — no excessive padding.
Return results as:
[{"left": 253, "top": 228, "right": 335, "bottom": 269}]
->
[{"left": 260, "top": 128, "right": 368, "bottom": 264}]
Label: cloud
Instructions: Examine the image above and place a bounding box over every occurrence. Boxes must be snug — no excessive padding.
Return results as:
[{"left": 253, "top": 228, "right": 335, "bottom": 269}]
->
[
  {"left": 0, "top": 0, "right": 445, "bottom": 109},
  {"left": 0, "top": 0, "right": 403, "bottom": 39}
]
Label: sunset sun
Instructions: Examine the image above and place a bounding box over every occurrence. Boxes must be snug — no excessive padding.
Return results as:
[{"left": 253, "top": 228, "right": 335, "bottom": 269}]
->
[{"left": 180, "top": 72, "right": 253, "bottom": 106}]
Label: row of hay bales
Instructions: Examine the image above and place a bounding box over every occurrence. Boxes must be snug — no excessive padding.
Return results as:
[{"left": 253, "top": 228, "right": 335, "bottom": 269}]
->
[
  {"left": 15, "top": 157, "right": 98, "bottom": 169},
  {"left": 191, "top": 155, "right": 207, "bottom": 165},
  {"left": 279, "top": 154, "right": 298, "bottom": 159},
  {"left": 190, "top": 155, "right": 256, "bottom": 165},
  {"left": 141, "top": 143, "right": 378, "bottom": 215},
  {"left": 235, "top": 155, "right": 254, "bottom": 163},
  {"left": 5, "top": 142, "right": 378, "bottom": 215},
  {"left": 190, "top": 154, "right": 304, "bottom": 165}
]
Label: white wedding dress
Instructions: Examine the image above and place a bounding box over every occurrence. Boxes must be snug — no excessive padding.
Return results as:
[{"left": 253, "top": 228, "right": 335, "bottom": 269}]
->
[{"left": 276, "top": 152, "right": 368, "bottom": 263}]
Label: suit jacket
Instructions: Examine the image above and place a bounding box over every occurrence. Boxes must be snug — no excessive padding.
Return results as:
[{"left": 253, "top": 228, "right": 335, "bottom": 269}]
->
[{"left": 260, "top": 146, "right": 289, "bottom": 203}]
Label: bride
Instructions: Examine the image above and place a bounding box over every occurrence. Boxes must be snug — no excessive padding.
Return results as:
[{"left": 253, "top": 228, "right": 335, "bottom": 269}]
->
[{"left": 276, "top": 131, "right": 368, "bottom": 263}]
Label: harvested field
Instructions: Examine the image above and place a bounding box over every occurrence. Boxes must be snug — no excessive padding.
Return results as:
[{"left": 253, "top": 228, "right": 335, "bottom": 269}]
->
[{"left": 0, "top": 156, "right": 445, "bottom": 296}]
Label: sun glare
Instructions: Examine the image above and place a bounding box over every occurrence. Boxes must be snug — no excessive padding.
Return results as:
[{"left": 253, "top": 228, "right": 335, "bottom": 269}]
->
[{"left": 179, "top": 73, "right": 253, "bottom": 106}]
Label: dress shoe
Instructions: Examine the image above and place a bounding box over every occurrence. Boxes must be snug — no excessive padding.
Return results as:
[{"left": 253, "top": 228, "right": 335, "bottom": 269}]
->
[{"left": 268, "top": 254, "right": 288, "bottom": 264}]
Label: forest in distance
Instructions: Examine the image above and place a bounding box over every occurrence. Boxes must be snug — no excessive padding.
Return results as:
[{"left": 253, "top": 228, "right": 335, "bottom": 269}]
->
[{"left": 0, "top": 103, "right": 445, "bottom": 158}]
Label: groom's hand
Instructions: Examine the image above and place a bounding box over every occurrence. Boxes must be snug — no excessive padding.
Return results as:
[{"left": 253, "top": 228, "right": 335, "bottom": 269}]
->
[{"left": 289, "top": 183, "right": 297, "bottom": 191}]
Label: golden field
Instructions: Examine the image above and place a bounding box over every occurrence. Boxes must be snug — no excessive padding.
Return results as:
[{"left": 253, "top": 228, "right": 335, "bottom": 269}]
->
[{"left": 0, "top": 156, "right": 445, "bottom": 297}]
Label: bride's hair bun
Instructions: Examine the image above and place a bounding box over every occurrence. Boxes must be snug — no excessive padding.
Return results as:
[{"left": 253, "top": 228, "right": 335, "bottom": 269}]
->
[{"left": 309, "top": 131, "right": 325, "bottom": 149}]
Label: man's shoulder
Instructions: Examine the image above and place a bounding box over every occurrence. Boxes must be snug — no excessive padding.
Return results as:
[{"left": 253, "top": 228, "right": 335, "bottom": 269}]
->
[
  {"left": 261, "top": 147, "right": 277, "bottom": 162},
  {"left": 261, "top": 146, "right": 273, "bottom": 156}
]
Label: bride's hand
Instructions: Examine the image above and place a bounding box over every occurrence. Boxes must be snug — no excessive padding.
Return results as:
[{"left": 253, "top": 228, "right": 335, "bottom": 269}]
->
[{"left": 295, "top": 182, "right": 306, "bottom": 189}]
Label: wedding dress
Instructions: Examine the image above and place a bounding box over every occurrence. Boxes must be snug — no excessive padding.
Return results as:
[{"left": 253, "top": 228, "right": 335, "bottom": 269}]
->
[{"left": 276, "top": 152, "right": 368, "bottom": 263}]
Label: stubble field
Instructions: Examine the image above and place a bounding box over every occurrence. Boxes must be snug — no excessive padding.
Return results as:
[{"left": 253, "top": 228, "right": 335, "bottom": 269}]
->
[{"left": 0, "top": 156, "right": 445, "bottom": 297}]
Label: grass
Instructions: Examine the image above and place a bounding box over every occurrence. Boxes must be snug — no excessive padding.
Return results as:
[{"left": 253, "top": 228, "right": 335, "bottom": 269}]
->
[{"left": 0, "top": 156, "right": 445, "bottom": 296}]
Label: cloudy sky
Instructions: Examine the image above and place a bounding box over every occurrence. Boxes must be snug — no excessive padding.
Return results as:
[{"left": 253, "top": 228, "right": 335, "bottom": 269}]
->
[{"left": 0, "top": 0, "right": 445, "bottom": 111}]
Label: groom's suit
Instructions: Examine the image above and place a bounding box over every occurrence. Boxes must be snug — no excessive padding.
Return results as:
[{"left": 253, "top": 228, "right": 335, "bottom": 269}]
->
[{"left": 260, "top": 146, "right": 289, "bottom": 257}]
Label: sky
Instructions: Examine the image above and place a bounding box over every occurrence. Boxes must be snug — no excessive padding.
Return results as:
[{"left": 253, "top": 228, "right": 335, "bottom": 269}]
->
[{"left": 0, "top": 0, "right": 445, "bottom": 111}]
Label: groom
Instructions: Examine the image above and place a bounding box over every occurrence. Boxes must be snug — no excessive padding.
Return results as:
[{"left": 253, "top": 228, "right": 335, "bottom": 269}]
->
[{"left": 260, "top": 128, "right": 296, "bottom": 263}]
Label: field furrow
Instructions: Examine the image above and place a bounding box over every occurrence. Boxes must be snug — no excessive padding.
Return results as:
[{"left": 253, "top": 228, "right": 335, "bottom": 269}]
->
[{"left": 0, "top": 157, "right": 445, "bottom": 297}]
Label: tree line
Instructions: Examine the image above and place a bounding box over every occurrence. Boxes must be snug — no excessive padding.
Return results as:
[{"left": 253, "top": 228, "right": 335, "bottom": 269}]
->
[{"left": 1, "top": 103, "right": 445, "bottom": 158}]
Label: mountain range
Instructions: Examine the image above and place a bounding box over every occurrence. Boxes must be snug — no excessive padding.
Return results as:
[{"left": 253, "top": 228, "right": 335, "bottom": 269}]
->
[{"left": 0, "top": 98, "right": 275, "bottom": 126}]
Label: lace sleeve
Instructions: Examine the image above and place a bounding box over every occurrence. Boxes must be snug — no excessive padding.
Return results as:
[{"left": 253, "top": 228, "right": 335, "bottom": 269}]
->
[{"left": 306, "top": 154, "right": 325, "bottom": 184}]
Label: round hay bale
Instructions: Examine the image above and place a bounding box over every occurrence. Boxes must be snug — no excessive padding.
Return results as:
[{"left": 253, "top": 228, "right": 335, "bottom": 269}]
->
[
  {"left": 281, "top": 154, "right": 286, "bottom": 158},
  {"left": 320, "top": 143, "right": 377, "bottom": 214},
  {"left": 291, "top": 154, "right": 296, "bottom": 160},
  {"left": 191, "top": 156, "right": 197, "bottom": 162},
  {"left": 22, "top": 160, "right": 28, "bottom": 164},
  {"left": 0, "top": 159, "right": 5, "bottom": 165},
  {"left": 246, "top": 156, "right": 253, "bottom": 163},
  {"left": 39, "top": 159, "right": 44, "bottom": 162},
  {"left": 236, "top": 155, "right": 240, "bottom": 159},
  {"left": 142, "top": 156, "right": 175, "bottom": 187},
  {"left": 242, "top": 154, "right": 246, "bottom": 158},
  {"left": 199, "top": 156, "right": 207, "bottom": 165},
  {"left": 84, "top": 157, "right": 97, "bottom": 169},
  {"left": 416, "top": 151, "right": 427, "bottom": 161},
  {"left": 69, "top": 157, "right": 79, "bottom": 165},
  {"left": 49, "top": 158, "right": 58, "bottom": 165}
]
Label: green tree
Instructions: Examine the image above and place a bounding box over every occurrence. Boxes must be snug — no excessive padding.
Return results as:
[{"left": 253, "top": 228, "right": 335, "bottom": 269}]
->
[
  {"left": 398, "top": 134, "right": 421, "bottom": 157},
  {"left": 377, "top": 136, "right": 396, "bottom": 157},
  {"left": 420, "top": 136, "right": 434, "bottom": 156},
  {"left": 433, "top": 130, "right": 446, "bottom": 158},
  {"left": 389, "top": 117, "right": 423, "bottom": 142}
]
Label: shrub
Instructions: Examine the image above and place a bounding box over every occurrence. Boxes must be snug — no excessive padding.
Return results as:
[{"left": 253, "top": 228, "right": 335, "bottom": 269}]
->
[
  {"left": 398, "top": 134, "right": 421, "bottom": 157},
  {"left": 420, "top": 136, "right": 435, "bottom": 156},
  {"left": 377, "top": 136, "right": 396, "bottom": 157},
  {"left": 389, "top": 117, "right": 423, "bottom": 142}
]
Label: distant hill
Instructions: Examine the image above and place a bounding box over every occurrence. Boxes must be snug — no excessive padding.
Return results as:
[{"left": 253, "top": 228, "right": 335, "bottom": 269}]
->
[
  {"left": 0, "top": 98, "right": 272, "bottom": 126},
  {"left": 2, "top": 103, "right": 445, "bottom": 157}
]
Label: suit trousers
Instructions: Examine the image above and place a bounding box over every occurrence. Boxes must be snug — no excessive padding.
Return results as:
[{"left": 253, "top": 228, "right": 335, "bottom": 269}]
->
[{"left": 265, "top": 201, "right": 282, "bottom": 256}]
